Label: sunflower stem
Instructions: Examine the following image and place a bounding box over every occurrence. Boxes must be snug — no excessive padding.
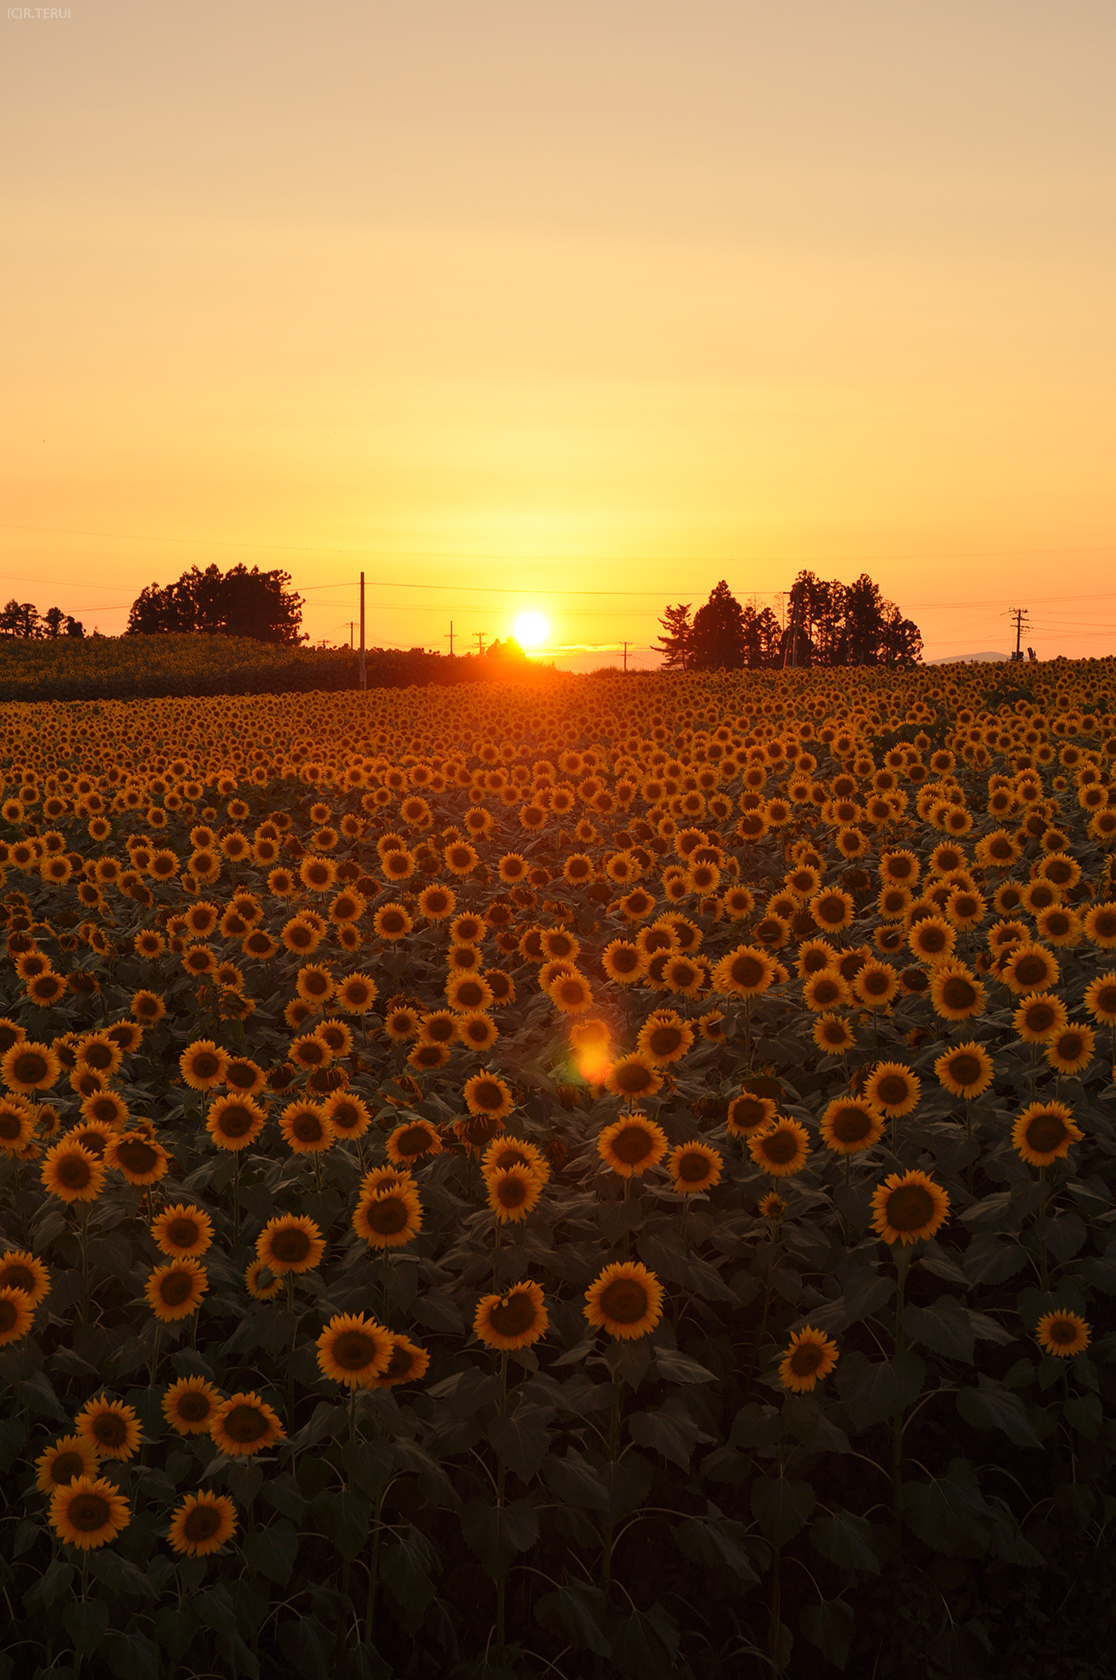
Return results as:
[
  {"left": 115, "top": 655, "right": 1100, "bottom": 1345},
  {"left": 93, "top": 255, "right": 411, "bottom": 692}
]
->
[
  {"left": 232, "top": 1152, "right": 242, "bottom": 1245},
  {"left": 891, "top": 1250, "right": 910, "bottom": 1536},
  {"left": 495, "top": 1351, "right": 509, "bottom": 1650},
  {"left": 768, "top": 1542, "right": 784, "bottom": 1674},
  {"left": 364, "top": 1487, "right": 386, "bottom": 1647}
]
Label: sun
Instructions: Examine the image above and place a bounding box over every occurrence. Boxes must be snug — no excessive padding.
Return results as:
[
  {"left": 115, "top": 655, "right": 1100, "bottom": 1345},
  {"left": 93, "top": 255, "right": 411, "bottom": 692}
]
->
[{"left": 512, "top": 611, "right": 548, "bottom": 649}]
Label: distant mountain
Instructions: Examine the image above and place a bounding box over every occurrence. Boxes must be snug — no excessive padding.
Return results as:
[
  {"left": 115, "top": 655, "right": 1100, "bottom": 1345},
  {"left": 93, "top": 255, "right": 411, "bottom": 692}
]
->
[{"left": 927, "top": 651, "right": 1010, "bottom": 665}]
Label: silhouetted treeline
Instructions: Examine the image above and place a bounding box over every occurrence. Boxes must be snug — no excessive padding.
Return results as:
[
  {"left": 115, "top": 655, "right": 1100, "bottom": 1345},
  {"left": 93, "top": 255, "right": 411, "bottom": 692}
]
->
[
  {"left": 126, "top": 565, "right": 305, "bottom": 643},
  {"left": 0, "top": 600, "right": 85, "bottom": 639},
  {"left": 654, "top": 570, "right": 922, "bottom": 670}
]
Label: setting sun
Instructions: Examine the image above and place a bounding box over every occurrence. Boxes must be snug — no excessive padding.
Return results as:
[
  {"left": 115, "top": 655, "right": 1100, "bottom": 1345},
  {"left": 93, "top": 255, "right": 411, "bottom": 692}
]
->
[{"left": 512, "top": 611, "right": 548, "bottom": 650}]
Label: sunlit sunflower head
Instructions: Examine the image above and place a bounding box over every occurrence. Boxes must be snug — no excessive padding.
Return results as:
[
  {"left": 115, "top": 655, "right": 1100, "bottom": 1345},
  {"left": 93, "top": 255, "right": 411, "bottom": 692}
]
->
[
  {"left": 316, "top": 1312, "right": 394, "bottom": 1387},
  {"left": 321, "top": 1089, "right": 372, "bottom": 1139},
  {"left": 143, "top": 1258, "right": 208, "bottom": 1323},
  {"left": 485, "top": 1163, "right": 544, "bottom": 1222},
  {"left": 371, "top": 1332, "right": 431, "bottom": 1389},
  {"left": 167, "top": 1490, "right": 238, "bottom": 1558},
  {"left": 41, "top": 1139, "right": 106, "bottom": 1202},
  {"left": 1084, "top": 901, "right": 1116, "bottom": 949},
  {"left": 933, "top": 1041, "right": 994, "bottom": 1100},
  {"left": 819, "top": 1097, "right": 885, "bottom": 1156},
  {"left": 75, "top": 1394, "right": 142, "bottom": 1461},
  {"left": 602, "top": 1054, "right": 663, "bottom": 1102},
  {"left": 278, "top": 1100, "right": 335, "bottom": 1154},
  {"left": 1083, "top": 972, "right": 1116, "bottom": 1027},
  {"left": 1, "top": 1040, "right": 60, "bottom": 1094},
  {"left": 863, "top": 1061, "right": 921, "bottom": 1119},
  {"left": 0, "top": 1284, "right": 34, "bottom": 1348},
  {"left": 255, "top": 1214, "right": 325, "bottom": 1275},
  {"left": 811, "top": 1013, "right": 856, "bottom": 1056},
  {"left": 584, "top": 1261, "right": 663, "bottom": 1341},
  {"left": 1001, "top": 942, "right": 1061, "bottom": 996},
  {"left": 636, "top": 1012, "right": 695, "bottom": 1066},
  {"left": 1035, "top": 1309, "right": 1091, "bottom": 1359},
  {"left": 463, "top": 1071, "right": 514, "bottom": 1120},
  {"left": 179, "top": 1039, "right": 228, "bottom": 1092},
  {"left": 870, "top": 1170, "right": 950, "bottom": 1246},
  {"left": 385, "top": 1117, "right": 442, "bottom": 1167},
  {"left": 49, "top": 1475, "right": 132, "bottom": 1552},
  {"left": 162, "top": 1375, "right": 223, "bottom": 1435},
  {"left": 34, "top": 1433, "right": 100, "bottom": 1495},
  {"left": 778, "top": 1326, "right": 840, "bottom": 1393},
  {"left": 1012, "top": 1100, "right": 1083, "bottom": 1167},
  {"left": 668, "top": 1140, "right": 723, "bottom": 1195},
  {"left": 474, "top": 1280, "right": 549, "bottom": 1350},
  {"left": 209, "top": 1391, "right": 285, "bottom": 1458},
  {"left": 712, "top": 945, "right": 777, "bottom": 1000},
  {"left": 928, "top": 964, "right": 987, "bottom": 1022},
  {"left": 352, "top": 1183, "right": 423, "bottom": 1248},
  {"left": 748, "top": 1119, "right": 811, "bottom": 1177},
  {"left": 596, "top": 1113, "right": 669, "bottom": 1178},
  {"left": 0, "top": 1247, "right": 50, "bottom": 1307},
  {"left": 481, "top": 1136, "right": 549, "bottom": 1183},
  {"left": 107, "top": 1130, "right": 169, "bottom": 1186},
  {"left": 801, "top": 971, "right": 851, "bottom": 1012},
  {"left": 205, "top": 1093, "right": 267, "bottom": 1153},
  {"left": 725, "top": 1092, "right": 778, "bottom": 1137},
  {"left": 1044, "top": 1023, "right": 1096, "bottom": 1076},
  {"left": 244, "top": 1257, "right": 285, "bottom": 1300}
]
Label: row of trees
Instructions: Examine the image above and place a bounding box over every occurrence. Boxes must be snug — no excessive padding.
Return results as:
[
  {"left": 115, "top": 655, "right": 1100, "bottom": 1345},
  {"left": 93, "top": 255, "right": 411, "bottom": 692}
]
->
[
  {"left": 0, "top": 601, "right": 85, "bottom": 639},
  {"left": 654, "top": 572, "right": 922, "bottom": 670},
  {"left": 126, "top": 565, "right": 305, "bottom": 643}
]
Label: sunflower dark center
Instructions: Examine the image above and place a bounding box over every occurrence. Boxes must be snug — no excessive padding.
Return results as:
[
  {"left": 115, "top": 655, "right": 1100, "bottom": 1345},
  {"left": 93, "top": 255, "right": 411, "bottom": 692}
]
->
[
  {"left": 789, "top": 1343, "right": 824, "bottom": 1375},
  {"left": 876, "top": 1076, "right": 910, "bottom": 1107},
  {"left": 949, "top": 1055, "right": 982, "bottom": 1085},
  {"left": 0, "top": 1114, "right": 24, "bottom": 1141},
  {"left": 610, "top": 1125, "right": 654, "bottom": 1164},
  {"left": 57, "top": 1155, "right": 92, "bottom": 1188},
  {"left": 292, "top": 1115, "right": 325, "bottom": 1142},
  {"left": 69, "top": 1493, "right": 111, "bottom": 1531},
  {"left": 158, "top": 1271, "right": 196, "bottom": 1306},
  {"left": 832, "top": 1107, "right": 872, "bottom": 1142},
  {"left": 1025, "top": 1005, "right": 1056, "bottom": 1032},
  {"left": 117, "top": 1140, "right": 158, "bottom": 1173},
  {"left": 942, "top": 978, "right": 976, "bottom": 1009},
  {"left": 471, "top": 1082, "right": 505, "bottom": 1112},
  {"left": 90, "top": 1413, "right": 127, "bottom": 1447},
  {"left": 0, "top": 1298, "right": 21, "bottom": 1332},
  {"left": 176, "top": 1392, "right": 211, "bottom": 1421},
  {"left": 1047, "top": 1318, "right": 1078, "bottom": 1346},
  {"left": 51, "top": 1450, "right": 84, "bottom": 1484},
  {"left": 489, "top": 1292, "right": 537, "bottom": 1336},
  {"left": 223, "top": 1405, "right": 268, "bottom": 1444},
  {"left": 731, "top": 955, "right": 765, "bottom": 987},
  {"left": 191, "top": 1053, "right": 221, "bottom": 1080},
  {"left": 367, "top": 1198, "right": 408, "bottom": 1233},
  {"left": 13, "top": 1052, "right": 48, "bottom": 1082},
  {"left": 598, "top": 1278, "right": 649, "bottom": 1324},
  {"left": 885, "top": 1185, "right": 935, "bottom": 1232},
  {"left": 496, "top": 1176, "right": 529, "bottom": 1207},
  {"left": 332, "top": 1330, "right": 377, "bottom": 1370},
  {"left": 270, "top": 1228, "right": 312, "bottom": 1262},
  {"left": 759, "top": 1130, "right": 798, "bottom": 1164},
  {"left": 1014, "top": 956, "right": 1049, "bottom": 986},
  {"left": 1, "top": 1263, "right": 34, "bottom": 1291},
  {"left": 678, "top": 1151, "right": 710, "bottom": 1182},
  {"left": 1025, "top": 1114, "right": 1069, "bottom": 1153},
  {"left": 183, "top": 1504, "right": 223, "bottom": 1542},
  {"left": 218, "top": 1106, "right": 254, "bottom": 1137},
  {"left": 1055, "top": 1034, "right": 1085, "bottom": 1058}
]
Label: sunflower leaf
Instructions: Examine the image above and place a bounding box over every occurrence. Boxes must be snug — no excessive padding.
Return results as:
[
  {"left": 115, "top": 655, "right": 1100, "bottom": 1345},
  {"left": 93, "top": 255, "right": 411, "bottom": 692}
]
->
[
  {"left": 800, "top": 1598, "right": 855, "bottom": 1671},
  {"left": 534, "top": 1583, "right": 612, "bottom": 1657},
  {"left": 243, "top": 1519, "right": 299, "bottom": 1585},
  {"left": 750, "top": 1476, "right": 815, "bottom": 1547},
  {"left": 810, "top": 1511, "right": 881, "bottom": 1574},
  {"left": 836, "top": 1350, "right": 926, "bottom": 1431},
  {"left": 956, "top": 1381, "right": 1042, "bottom": 1449}
]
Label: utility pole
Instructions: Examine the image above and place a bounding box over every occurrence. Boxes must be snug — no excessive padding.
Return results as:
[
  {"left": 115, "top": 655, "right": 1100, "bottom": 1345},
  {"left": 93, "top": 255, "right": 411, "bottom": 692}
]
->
[
  {"left": 345, "top": 621, "right": 356, "bottom": 650},
  {"left": 475, "top": 632, "right": 486, "bottom": 657},
  {"left": 1007, "top": 607, "right": 1029, "bottom": 663},
  {"left": 447, "top": 621, "right": 454, "bottom": 656},
  {"left": 359, "top": 572, "right": 366, "bottom": 691},
  {"left": 622, "top": 640, "right": 629, "bottom": 672}
]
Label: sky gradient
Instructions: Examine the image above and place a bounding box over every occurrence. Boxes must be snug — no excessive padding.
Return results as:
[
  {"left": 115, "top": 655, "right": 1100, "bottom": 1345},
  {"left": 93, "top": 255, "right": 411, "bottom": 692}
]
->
[{"left": 3, "top": 1, "right": 1114, "bottom": 665}]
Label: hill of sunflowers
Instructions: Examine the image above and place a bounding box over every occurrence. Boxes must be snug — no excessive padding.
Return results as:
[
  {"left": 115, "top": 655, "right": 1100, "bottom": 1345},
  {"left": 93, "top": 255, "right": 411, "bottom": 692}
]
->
[{"left": 0, "top": 661, "right": 1114, "bottom": 1680}]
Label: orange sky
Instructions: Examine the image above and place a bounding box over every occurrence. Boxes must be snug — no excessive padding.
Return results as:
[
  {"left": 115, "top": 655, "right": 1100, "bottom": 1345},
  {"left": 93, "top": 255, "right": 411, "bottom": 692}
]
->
[{"left": 3, "top": 1, "right": 1114, "bottom": 666}]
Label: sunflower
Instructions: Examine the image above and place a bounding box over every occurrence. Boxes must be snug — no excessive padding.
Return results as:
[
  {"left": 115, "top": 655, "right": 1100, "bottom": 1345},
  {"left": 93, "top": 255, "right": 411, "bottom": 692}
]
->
[
  {"left": 322, "top": 1089, "right": 372, "bottom": 1139},
  {"left": 457, "top": 1011, "right": 499, "bottom": 1051},
  {"left": 801, "top": 971, "right": 851, "bottom": 1012},
  {"left": 584, "top": 1261, "right": 663, "bottom": 1341},
  {"left": 928, "top": 964, "right": 987, "bottom": 1022},
  {"left": 863, "top": 1062, "right": 921, "bottom": 1119},
  {"left": 726, "top": 1092, "right": 778, "bottom": 1137},
  {"left": 1012, "top": 1101, "right": 1083, "bottom": 1166},
  {"left": 288, "top": 1032, "right": 333, "bottom": 1074},
  {"left": 34, "top": 1433, "right": 100, "bottom": 1494},
  {"left": 819, "top": 1097, "right": 885, "bottom": 1155},
  {"left": 1035, "top": 1310, "right": 1091, "bottom": 1359},
  {"left": 167, "top": 1491, "right": 238, "bottom": 1557},
  {"left": 907, "top": 917, "right": 957, "bottom": 964},
  {"left": 463, "top": 1071, "right": 514, "bottom": 1120},
  {"left": 812, "top": 1013, "right": 856, "bottom": 1055},
  {"left": 130, "top": 989, "right": 166, "bottom": 1024},
  {"left": 371, "top": 1332, "right": 430, "bottom": 1389},
  {"left": 596, "top": 1113, "right": 668, "bottom": 1178},
  {"left": 1, "top": 1040, "right": 60, "bottom": 1093},
  {"left": 1084, "top": 902, "right": 1116, "bottom": 948},
  {"left": 748, "top": 1119, "right": 810, "bottom": 1177},
  {"left": 474, "top": 1280, "right": 549, "bottom": 1350},
  {"left": 41, "top": 1139, "right": 105, "bottom": 1202},
  {"left": 244, "top": 1258, "right": 285, "bottom": 1300},
  {"left": 759, "top": 1190, "right": 787, "bottom": 1219},
  {"left": 223, "top": 1056, "right": 266, "bottom": 1097},
  {"left": 1044, "top": 1023, "right": 1095, "bottom": 1076},
  {"left": 668, "top": 1141, "right": 722, "bottom": 1194},
  {"left": 108, "top": 1131, "right": 170, "bottom": 1186},
  {"left": 481, "top": 1136, "right": 549, "bottom": 1182},
  {"left": 162, "top": 1375, "right": 222, "bottom": 1435},
  {"left": 870, "top": 1170, "right": 950, "bottom": 1246},
  {"left": 179, "top": 1040, "right": 229, "bottom": 1092},
  {"left": 353, "top": 1183, "right": 423, "bottom": 1248},
  {"left": 144, "top": 1258, "right": 208, "bottom": 1323},
  {"left": 0, "top": 1247, "right": 50, "bottom": 1307},
  {"left": 852, "top": 962, "right": 900, "bottom": 1011},
  {"left": 0, "top": 1285, "right": 33, "bottom": 1347},
  {"left": 316, "top": 1312, "right": 394, "bottom": 1387},
  {"left": 934, "top": 1041, "right": 994, "bottom": 1100},
  {"left": 485, "top": 1164, "right": 543, "bottom": 1222},
  {"left": 209, "top": 1391, "right": 285, "bottom": 1458},
  {"left": 600, "top": 940, "right": 646, "bottom": 985},
  {"left": 636, "top": 1013, "right": 695, "bottom": 1066},
  {"left": 0, "top": 1098, "right": 39, "bottom": 1157},
  {"left": 419, "top": 1009, "right": 458, "bottom": 1047},
  {"left": 206, "top": 1095, "right": 267, "bottom": 1151},
  {"left": 278, "top": 1100, "right": 335, "bottom": 1154},
  {"left": 336, "top": 972, "right": 378, "bottom": 1013},
  {"left": 446, "top": 973, "right": 495, "bottom": 1013},
  {"left": 602, "top": 1055, "right": 663, "bottom": 1102},
  {"left": 778, "top": 1326, "right": 840, "bottom": 1393},
  {"left": 385, "top": 1118, "right": 442, "bottom": 1166},
  {"left": 256, "top": 1215, "right": 325, "bottom": 1275},
  {"left": 1012, "top": 992, "right": 1068, "bottom": 1044},
  {"left": 75, "top": 1395, "right": 141, "bottom": 1461},
  {"left": 1083, "top": 972, "right": 1116, "bottom": 1027},
  {"left": 49, "top": 1475, "right": 131, "bottom": 1551},
  {"left": 80, "top": 1090, "right": 130, "bottom": 1130},
  {"left": 712, "top": 945, "right": 777, "bottom": 999},
  {"left": 1001, "top": 943, "right": 1061, "bottom": 996}
]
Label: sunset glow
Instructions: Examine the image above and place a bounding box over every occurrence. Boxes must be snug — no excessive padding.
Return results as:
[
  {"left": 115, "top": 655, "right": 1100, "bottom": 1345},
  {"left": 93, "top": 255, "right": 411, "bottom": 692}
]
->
[{"left": 512, "top": 612, "right": 548, "bottom": 650}]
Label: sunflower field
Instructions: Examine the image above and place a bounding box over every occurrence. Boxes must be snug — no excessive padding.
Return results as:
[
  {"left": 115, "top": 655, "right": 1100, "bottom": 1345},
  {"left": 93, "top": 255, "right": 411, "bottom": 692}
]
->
[{"left": 0, "top": 665, "right": 1115, "bottom": 1680}]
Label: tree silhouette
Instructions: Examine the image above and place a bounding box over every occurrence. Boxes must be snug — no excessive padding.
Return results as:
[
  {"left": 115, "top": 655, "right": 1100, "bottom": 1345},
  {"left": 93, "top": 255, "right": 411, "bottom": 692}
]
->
[
  {"left": 126, "top": 565, "right": 304, "bottom": 643},
  {"left": 689, "top": 581, "right": 747, "bottom": 670},
  {"left": 653, "top": 603, "right": 693, "bottom": 670}
]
